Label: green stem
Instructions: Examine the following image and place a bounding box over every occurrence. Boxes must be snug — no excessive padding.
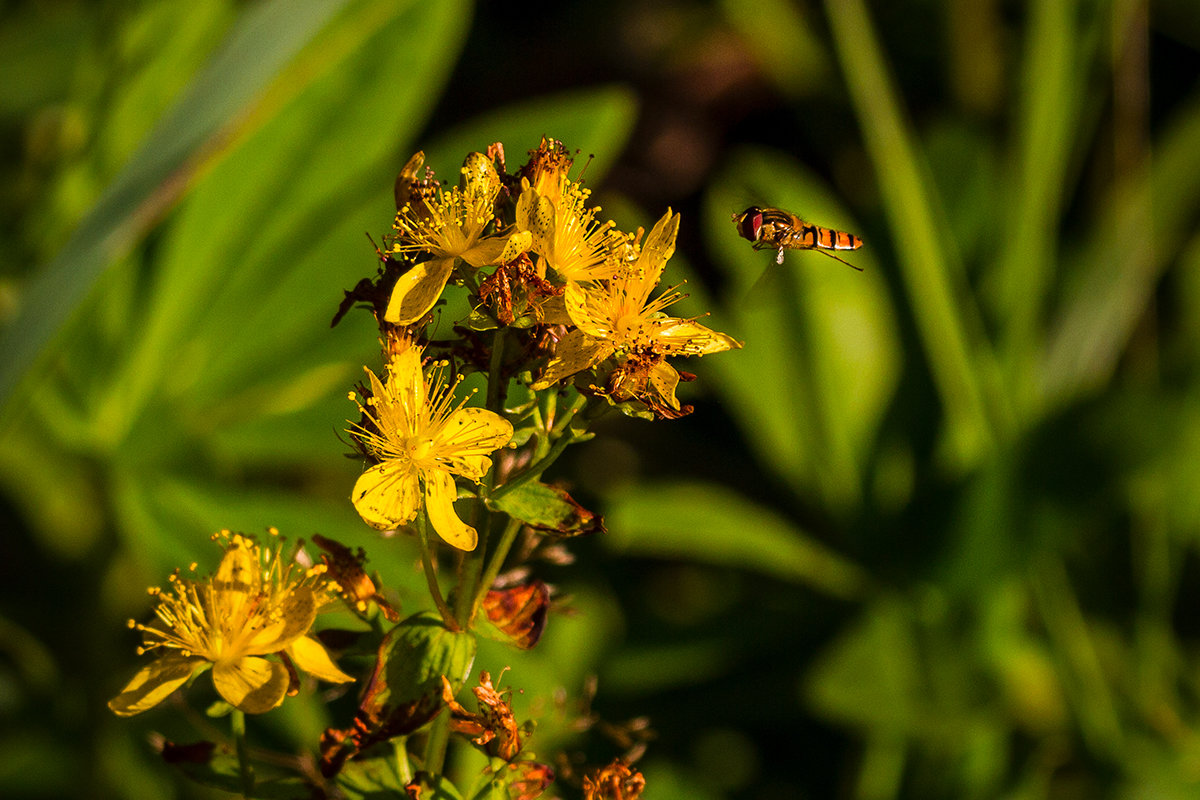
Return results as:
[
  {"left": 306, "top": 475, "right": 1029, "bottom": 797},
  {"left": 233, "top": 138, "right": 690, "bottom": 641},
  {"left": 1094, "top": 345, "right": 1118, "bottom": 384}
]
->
[
  {"left": 489, "top": 427, "right": 578, "bottom": 503},
  {"left": 455, "top": 508, "right": 490, "bottom": 627},
  {"left": 422, "top": 711, "right": 452, "bottom": 784},
  {"left": 470, "top": 517, "right": 523, "bottom": 623},
  {"left": 486, "top": 327, "right": 507, "bottom": 412},
  {"left": 393, "top": 737, "right": 413, "bottom": 786},
  {"left": 417, "top": 511, "right": 457, "bottom": 630},
  {"left": 231, "top": 709, "right": 254, "bottom": 798}
]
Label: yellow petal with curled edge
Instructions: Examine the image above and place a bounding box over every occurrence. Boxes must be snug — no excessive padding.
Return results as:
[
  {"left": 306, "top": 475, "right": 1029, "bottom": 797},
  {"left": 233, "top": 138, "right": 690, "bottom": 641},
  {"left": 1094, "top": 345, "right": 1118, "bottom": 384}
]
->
[
  {"left": 651, "top": 318, "right": 743, "bottom": 356},
  {"left": 352, "top": 461, "right": 421, "bottom": 530},
  {"left": 213, "top": 656, "right": 289, "bottom": 714},
  {"left": 498, "top": 229, "right": 533, "bottom": 264},
  {"left": 648, "top": 361, "right": 683, "bottom": 410},
  {"left": 287, "top": 636, "right": 354, "bottom": 684},
  {"left": 531, "top": 328, "right": 609, "bottom": 389},
  {"left": 385, "top": 257, "right": 454, "bottom": 324},
  {"left": 107, "top": 654, "right": 205, "bottom": 717},
  {"left": 424, "top": 468, "right": 477, "bottom": 551}
]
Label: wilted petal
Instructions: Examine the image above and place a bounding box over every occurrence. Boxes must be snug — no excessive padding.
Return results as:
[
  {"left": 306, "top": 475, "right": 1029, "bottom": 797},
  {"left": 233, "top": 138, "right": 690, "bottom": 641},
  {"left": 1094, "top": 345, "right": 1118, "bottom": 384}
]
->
[
  {"left": 424, "top": 468, "right": 477, "bottom": 551},
  {"left": 287, "top": 636, "right": 354, "bottom": 684},
  {"left": 385, "top": 257, "right": 455, "bottom": 324},
  {"left": 213, "top": 656, "right": 289, "bottom": 714},
  {"left": 352, "top": 461, "right": 421, "bottom": 530},
  {"left": 108, "top": 654, "right": 205, "bottom": 717}
]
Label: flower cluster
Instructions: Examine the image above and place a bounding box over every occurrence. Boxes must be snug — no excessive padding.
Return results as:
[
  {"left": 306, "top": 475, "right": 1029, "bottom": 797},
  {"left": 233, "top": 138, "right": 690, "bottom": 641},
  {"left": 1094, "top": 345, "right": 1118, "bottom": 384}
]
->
[{"left": 111, "top": 137, "right": 740, "bottom": 800}]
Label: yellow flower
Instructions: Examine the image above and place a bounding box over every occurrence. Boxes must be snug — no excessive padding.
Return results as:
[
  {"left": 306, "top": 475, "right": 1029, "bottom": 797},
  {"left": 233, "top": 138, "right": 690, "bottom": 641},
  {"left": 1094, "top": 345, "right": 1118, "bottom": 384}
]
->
[
  {"left": 515, "top": 180, "right": 624, "bottom": 285},
  {"left": 108, "top": 531, "right": 353, "bottom": 717},
  {"left": 385, "top": 152, "right": 510, "bottom": 325},
  {"left": 347, "top": 346, "right": 513, "bottom": 550},
  {"left": 531, "top": 210, "right": 740, "bottom": 412}
]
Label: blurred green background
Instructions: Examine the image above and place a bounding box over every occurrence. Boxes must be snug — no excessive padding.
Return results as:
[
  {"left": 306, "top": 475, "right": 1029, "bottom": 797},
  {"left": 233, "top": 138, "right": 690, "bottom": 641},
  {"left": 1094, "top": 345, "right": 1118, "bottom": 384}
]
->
[{"left": 3, "top": 0, "right": 1200, "bottom": 797}]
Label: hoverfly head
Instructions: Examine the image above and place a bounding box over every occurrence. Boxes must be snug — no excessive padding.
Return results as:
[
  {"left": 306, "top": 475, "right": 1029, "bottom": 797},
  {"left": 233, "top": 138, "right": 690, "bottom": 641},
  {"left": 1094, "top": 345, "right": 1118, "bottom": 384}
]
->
[{"left": 733, "top": 207, "right": 764, "bottom": 243}]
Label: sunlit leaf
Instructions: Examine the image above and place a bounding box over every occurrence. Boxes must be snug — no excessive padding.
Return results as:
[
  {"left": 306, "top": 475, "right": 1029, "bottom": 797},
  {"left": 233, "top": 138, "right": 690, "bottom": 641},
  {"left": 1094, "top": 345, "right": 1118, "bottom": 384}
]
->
[
  {"left": 606, "top": 480, "right": 868, "bottom": 599},
  {"left": 0, "top": 0, "right": 354, "bottom": 416}
]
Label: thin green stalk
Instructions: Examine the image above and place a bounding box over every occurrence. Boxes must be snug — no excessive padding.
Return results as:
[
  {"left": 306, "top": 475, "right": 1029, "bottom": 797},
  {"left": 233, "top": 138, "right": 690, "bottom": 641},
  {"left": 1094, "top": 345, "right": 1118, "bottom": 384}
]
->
[
  {"left": 417, "top": 511, "right": 457, "bottom": 630},
  {"left": 422, "top": 711, "right": 452, "bottom": 783},
  {"left": 455, "top": 508, "right": 490, "bottom": 626},
  {"left": 1030, "top": 557, "right": 1122, "bottom": 758},
  {"left": 470, "top": 517, "right": 523, "bottom": 623},
  {"left": 393, "top": 737, "right": 413, "bottom": 786},
  {"left": 486, "top": 327, "right": 507, "bottom": 412},
  {"left": 231, "top": 708, "right": 254, "bottom": 798},
  {"left": 489, "top": 427, "right": 577, "bottom": 503},
  {"left": 824, "top": 0, "right": 1006, "bottom": 468},
  {"left": 550, "top": 392, "right": 588, "bottom": 437}
]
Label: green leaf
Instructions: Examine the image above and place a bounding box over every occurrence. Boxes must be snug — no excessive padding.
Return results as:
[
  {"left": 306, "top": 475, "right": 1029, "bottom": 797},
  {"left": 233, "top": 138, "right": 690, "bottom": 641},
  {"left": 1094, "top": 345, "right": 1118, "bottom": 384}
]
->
[
  {"left": 167, "top": 746, "right": 313, "bottom": 798},
  {"left": 94, "top": 0, "right": 471, "bottom": 445},
  {"left": 321, "top": 611, "right": 476, "bottom": 777},
  {"left": 491, "top": 480, "right": 602, "bottom": 535},
  {"left": 605, "top": 481, "right": 869, "bottom": 599},
  {"left": 333, "top": 751, "right": 408, "bottom": 799},
  {"left": 0, "top": 0, "right": 354, "bottom": 418},
  {"left": 804, "top": 597, "right": 920, "bottom": 734}
]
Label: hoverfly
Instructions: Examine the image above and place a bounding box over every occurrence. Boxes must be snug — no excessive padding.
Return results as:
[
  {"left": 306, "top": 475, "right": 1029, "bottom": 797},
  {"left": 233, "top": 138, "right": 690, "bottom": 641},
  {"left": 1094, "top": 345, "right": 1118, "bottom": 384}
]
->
[{"left": 733, "top": 206, "right": 863, "bottom": 271}]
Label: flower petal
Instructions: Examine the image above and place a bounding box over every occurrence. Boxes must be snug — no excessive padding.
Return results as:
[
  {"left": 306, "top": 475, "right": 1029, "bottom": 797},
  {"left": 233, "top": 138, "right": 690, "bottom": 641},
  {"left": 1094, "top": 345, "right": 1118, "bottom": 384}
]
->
[
  {"left": 214, "top": 535, "right": 256, "bottom": 590},
  {"left": 352, "top": 461, "right": 421, "bottom": 530},
  {"left": 498, "top": 229, "right": 533, "bottom": 263},
  {"left": 385, "top": 257, "right": 455, "bottom": 325},
  {"left": 107, "top": 654, "right": 206, "bottom": 717},
  {"left": 651, "top": 319, "right": 743, "bottom": 356},
  {"left": 459, "top": 237, "right": 507, "bottom": 268},
  {"left": 647, "top": 361, "right": 683, "bottom": 409},
  {"left": 288, "top": 636, "right": 355, "bottom": 684},
  {"left": 638, "top": 210, "right": 679, "bottom": 288},
  {"left": 438, "top": 407, "right": 512, "bottom": 459},
  {"left": 531, "top": 328, "right": 609, "bottom": 389},
  {"left": 240, "top": 586, "right": 317, "bottom": 655},
  {"left": 424, "top": 468, "right": 477, "bottom": 551},
  {"left": 213, "top": 656, "right": 289, "bottom": 714}
]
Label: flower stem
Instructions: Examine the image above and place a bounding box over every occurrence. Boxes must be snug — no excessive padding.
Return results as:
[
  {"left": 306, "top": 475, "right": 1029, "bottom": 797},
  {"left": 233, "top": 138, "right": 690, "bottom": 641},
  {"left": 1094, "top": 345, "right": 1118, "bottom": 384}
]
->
[
  {"left": 470, "top": 517, "right": 523, "bottom": 622},
  {"left": 231, "top": 708, "right": 254, "bottom": 798},
  {"left": 489, "top": 425, "right": 579, "bottom": 503},
  {"left": 486, "top": 327, "right": 507, "bottom": 412},
  {"left": 422, "top": 711, "right": 452, "bottom": 784},
  {"left": 417, "top": 511, "right": 457, "bottom": 630},
  {"left": 393, "top": 737, "right": 413, "bottom": 786}
]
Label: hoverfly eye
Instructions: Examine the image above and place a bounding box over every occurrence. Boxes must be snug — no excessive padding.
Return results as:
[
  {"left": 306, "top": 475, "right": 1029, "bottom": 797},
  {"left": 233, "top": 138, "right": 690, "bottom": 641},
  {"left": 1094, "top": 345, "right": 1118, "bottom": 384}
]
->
[{"left": 736, "top": 207, "right": 763, "bottom": 242}]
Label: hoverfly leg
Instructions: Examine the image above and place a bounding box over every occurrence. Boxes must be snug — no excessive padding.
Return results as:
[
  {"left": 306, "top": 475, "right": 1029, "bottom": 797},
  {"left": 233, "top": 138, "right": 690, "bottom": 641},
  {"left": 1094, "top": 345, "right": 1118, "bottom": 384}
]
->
[
  {"left": 775, "top": 248, "right": 785, "bottom": 265},
  {"left": 814, "top": 248, "right": 864, "bottom": 272}
]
